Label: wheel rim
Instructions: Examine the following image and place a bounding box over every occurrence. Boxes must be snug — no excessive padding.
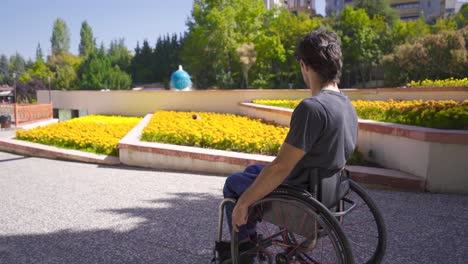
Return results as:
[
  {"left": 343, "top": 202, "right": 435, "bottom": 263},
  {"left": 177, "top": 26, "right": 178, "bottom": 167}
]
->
[{"left": 232, "top": 197, "right": 349, "bottom": 264}]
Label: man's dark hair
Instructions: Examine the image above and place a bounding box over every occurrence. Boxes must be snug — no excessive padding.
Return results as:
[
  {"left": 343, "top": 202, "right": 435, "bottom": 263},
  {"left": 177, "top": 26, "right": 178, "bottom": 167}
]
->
[{"left": 295, "top": 28, "right": 342, "bottom": 85}]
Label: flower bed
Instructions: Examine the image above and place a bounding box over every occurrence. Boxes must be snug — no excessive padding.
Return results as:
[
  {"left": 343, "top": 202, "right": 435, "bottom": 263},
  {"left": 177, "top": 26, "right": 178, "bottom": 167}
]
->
[
  {"left": 141, "top": 111, "right": 288, "bottom": 156},
  {"left": 16, "top": 115, "right": 142, "bottom": 156},
  {"left": 253, "top": 99, "right": 468, "bottom": 130},
  {"left": 407, "top": 77, "right": 468, "bottom": 88}
]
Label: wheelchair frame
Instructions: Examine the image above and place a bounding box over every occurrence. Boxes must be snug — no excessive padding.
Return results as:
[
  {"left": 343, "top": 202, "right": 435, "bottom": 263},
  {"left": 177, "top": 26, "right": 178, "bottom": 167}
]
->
[{"left": 213, "top": 179, "right": 386, "bottom": 264}]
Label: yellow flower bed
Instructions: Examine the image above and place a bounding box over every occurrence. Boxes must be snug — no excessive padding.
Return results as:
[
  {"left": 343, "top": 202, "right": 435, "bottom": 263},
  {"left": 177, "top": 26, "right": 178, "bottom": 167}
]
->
[
  {"left": 16, "top": 115, "right": 142, "bottom": 156},
  {"left": 407, "top": 77, "right": 468, "bottom": 88},
  {"left": 142, "top": 111, "right": 289, "bottom": 155},
  {"left": 253, "top": 99, "right": 468, "bottom": 130}
]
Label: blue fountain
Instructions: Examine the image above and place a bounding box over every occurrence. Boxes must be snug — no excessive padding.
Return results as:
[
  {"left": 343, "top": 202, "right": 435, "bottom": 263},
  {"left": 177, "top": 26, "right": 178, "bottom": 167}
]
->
[{"left": 170, "top": 65, "right": 191, "bottom": 90}]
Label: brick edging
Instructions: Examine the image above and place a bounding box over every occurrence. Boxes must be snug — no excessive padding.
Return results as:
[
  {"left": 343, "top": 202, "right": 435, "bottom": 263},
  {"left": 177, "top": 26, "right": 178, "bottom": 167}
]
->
[{"left": 0, "top": 137, "right": 120, "bottom": 165}]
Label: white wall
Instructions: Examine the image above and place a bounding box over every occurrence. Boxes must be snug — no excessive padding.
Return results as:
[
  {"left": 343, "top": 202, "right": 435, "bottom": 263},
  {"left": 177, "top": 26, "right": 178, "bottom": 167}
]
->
[{"left": 37, "top": 88, "right": 468, "bottom": 117}]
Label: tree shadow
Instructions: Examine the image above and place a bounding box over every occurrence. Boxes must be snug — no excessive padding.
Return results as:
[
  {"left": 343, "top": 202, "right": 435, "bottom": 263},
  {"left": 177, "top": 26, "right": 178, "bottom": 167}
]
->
[{"left": 0, "top": 192, "right": 229, "bottom": 264}]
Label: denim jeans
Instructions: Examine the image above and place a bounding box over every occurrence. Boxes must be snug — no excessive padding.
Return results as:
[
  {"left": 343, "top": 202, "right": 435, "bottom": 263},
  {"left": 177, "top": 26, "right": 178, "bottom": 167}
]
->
[{"left": 222, "top": 164, "right": 265, "bottom": 241}]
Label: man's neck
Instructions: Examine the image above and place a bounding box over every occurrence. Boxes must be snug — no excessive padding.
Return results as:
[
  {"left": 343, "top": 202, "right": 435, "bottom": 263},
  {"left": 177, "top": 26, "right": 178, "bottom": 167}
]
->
[{"left": 310, "top": 83, "right": 339, "bottom": 96}]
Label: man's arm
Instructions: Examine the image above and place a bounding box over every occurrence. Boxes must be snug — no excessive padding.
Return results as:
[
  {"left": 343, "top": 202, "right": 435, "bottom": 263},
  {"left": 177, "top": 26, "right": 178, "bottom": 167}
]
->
[{"left": 231, "top": 142, "right": 305, "bottom": 232}]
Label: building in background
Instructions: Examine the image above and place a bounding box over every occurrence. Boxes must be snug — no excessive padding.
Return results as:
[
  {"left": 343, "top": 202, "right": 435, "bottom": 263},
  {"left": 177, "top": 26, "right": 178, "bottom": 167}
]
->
[
  {"left": 264, "top": 0, "right": 317, "bottom": 16},
  {"left": 325, "top": 0, "right": 464, "bottom": 21}
]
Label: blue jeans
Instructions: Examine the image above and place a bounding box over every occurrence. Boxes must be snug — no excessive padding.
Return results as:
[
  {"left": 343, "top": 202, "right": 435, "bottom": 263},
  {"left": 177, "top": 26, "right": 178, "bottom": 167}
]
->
[{"left": 223, "top": 164, "right": 265, "bottom": 241}]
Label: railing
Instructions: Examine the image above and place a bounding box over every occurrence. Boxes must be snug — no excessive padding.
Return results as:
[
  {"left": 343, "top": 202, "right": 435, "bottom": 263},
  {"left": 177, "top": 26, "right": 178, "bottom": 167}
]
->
[
  {"left": 14, "top": 103, "right": 53, "bottom": 126},
  {"left": 0, "top": 103, "right": 53, "bottom": 127}
]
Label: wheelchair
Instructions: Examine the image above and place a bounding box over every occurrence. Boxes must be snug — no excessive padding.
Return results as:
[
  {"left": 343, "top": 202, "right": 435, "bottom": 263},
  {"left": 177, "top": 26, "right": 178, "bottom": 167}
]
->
[{"left": 213, "top": 168, "right": 387, "bottom": 264}]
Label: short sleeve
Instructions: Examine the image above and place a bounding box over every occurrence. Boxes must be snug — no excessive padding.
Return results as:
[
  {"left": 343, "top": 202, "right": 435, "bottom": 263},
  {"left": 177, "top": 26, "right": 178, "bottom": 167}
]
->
[{"left": 284, "top": 100, "right": 325, "bottom": 153}]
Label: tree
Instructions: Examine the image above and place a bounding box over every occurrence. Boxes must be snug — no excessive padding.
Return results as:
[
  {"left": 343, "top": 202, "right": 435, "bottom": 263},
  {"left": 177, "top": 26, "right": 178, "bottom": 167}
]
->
[
  {"left": 130, "top": 40, "right": 153, "bottom": 84},
  {"left": 354, "top": 0, "right": 398, "bottom": 25},
  {"left": 337, "top": 7, "right": 384, "bottom": 87},
  {"left": 15, "top": 76, "right": 46, "bottom": 103},
  {"left": 455, "top": 3, "right": 468, "bottom": 28},
  {"left": 236, "top": 42, "right": 256, "bottom": 88},
  {"left": 51, "top": 18, "right": 71, "bottom": 55},
  {"left": 36, "top": 43, "right": 44, "bottom": 62},
  {"left": 79, "top": 21, "right": 96, "bottom": 58},
  {"left": 27, "top": 60, "right": 53, "bottom": 85},
  {"left": 257, "top": 7, "right": 322, "bottom": 89},
  {"left": 9, "top": 53, "right": 26, "bottom": 77},
  {"left": 79, "top": 50, "right": 131, "bottom": 90},
  {"left": 149, "top": 33, "right": 184, "bottom": 87},
  {"left": 47, "top": 51, "right": 82, "bottom": 90},
  {"left": 108, "top": 38, "right": 132, "bottom": 72},
  {"left": 0, "top": 55, "right": 9, "bottom": 84},
  {"left": 182, "top": 0, "right": 266, "bottom": 89},
  {"left": 382, "top": 28, "right": 467, "bottom": 86},
  {"left": 56, "top": 65, "right": 78, "bottom": 90}
]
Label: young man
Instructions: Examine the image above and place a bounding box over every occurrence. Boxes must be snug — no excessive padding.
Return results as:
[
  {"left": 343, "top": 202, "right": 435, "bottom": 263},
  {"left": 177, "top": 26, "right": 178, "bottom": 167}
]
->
[{"left": 223, "top": 28, "right": 358, "bottom": 241}]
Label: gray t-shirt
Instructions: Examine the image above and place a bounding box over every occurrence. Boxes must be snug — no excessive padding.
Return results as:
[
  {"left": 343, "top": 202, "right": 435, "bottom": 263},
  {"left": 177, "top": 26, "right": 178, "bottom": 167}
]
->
[{"left": 285, "top": 90, "right": 358, "bottom": 175}]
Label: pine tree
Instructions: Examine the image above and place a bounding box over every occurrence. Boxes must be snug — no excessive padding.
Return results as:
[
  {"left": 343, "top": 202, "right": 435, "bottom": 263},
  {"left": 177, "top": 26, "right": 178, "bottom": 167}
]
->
[
  {"left": 0, "top": 55, "right": 9, "bottom": 84},
  {"left": 51, "top": 18, "right": 71, "bottom": 55},
  {"left": 79, "top": 20, "right": 96, "bottom": 58},
  {"left": 36, "top": 43, "right": 44, "bottom": 62}
]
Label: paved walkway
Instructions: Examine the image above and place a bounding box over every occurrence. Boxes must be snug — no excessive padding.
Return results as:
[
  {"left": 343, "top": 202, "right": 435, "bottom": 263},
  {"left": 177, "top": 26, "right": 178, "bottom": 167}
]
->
[{"left": 1, "top": 146, "right": 467, "bottom": 263}]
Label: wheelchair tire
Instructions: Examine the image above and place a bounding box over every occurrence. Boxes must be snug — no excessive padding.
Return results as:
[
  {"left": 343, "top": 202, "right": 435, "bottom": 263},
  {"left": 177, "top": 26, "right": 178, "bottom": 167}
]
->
[
  {"left": 231, "top": 187, "right": 354, "bottom": 264},
  {"left": 339, "top": 180, "right": 387, "bottom": 264}
]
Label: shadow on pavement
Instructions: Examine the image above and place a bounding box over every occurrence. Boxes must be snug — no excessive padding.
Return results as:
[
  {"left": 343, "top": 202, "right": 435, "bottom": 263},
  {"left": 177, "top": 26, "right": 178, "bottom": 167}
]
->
[{"left": 0, "top": 192, "right": 224, "bottom": 264}]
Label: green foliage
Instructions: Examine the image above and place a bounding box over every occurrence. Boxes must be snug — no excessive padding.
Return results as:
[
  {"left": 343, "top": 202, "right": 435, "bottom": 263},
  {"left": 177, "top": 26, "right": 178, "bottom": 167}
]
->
[
  {"left": 0, "top": 55, "right": 9, "bottom": 85},
  {"left": 338, "top": 7, "right": 385, "bottom": 88},
  {"left": 455, "top": 3, "right": 468, "bottom": 28},
  {"left": 56, "top": 65, "right": 78, "bottom": 90},
  {"left": 108, "top": 38, "right": 132, "bottom": 72},
  {"left": 130, "top": 34, "right": 183, "bottom": 85},
  {"left": 382, "top": 27, "right": 467, "bottom": 86},
  {"left": 255, "top": 99, "right": 468, "bottom": 130},
  {"left": 407, "top": 77, "right": 468, "bottom": 87},
  {"left": 130, "top": 40, "right": 153, "bottom": 84},
  {"left": 79, "top": 21, "right": 96, "bottom": 58},
  {"left": 9, "top": 53, "right": 26, "bottom": 76},
  {"left": 36, "top": 43, "right": 44, "bottom": 62},
  {"left": 51, "top": 18, "right": 71, "bottom": 55},
  {"left": 183, "top": 0, "right": 266, "bottom": 89},
  {"left": 27, "top": 60, "right": 53, "bottom": 85},
  {"left": 354, "top": 0, "right": 398, "bottom": 25},
  {"left": 79, "top": 50, "right": 131, "bottom": 90}
]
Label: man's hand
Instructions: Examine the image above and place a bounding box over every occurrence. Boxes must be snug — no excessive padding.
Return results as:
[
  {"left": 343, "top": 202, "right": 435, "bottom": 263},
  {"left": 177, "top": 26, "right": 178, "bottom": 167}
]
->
[{"left": 232, "top": 203, "right": 248, "bottom": 233}]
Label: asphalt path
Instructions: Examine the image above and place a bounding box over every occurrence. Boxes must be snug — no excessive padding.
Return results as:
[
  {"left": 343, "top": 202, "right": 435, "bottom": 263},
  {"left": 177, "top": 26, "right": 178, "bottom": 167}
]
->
[{"left": 1, "top": 151, "right": 467, "bottom": 264}]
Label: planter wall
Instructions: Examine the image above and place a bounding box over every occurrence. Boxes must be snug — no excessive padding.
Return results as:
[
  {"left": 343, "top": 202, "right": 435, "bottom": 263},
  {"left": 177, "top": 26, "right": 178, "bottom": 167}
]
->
[
  {"left": 239, "top": 102, "right": 468, "bottom": 194},
  {"left": 37, "top": 87, "right": 468, "bottom": 117}
]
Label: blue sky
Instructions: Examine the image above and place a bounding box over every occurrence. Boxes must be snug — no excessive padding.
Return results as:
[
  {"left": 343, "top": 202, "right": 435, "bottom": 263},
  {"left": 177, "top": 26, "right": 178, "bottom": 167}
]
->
[{"left": 0, "top": 0, "right": 327, "bottom": 60}]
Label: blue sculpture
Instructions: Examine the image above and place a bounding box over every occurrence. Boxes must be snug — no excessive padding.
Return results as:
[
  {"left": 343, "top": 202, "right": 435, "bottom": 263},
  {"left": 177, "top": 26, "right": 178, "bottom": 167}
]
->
[{"left": 170, "top": 65, "right": 191, "bottom": 90}]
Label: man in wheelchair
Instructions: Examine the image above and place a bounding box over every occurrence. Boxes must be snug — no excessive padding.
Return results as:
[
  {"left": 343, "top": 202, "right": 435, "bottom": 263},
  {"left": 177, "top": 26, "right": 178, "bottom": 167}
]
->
[{"left": 218, "top": 28, "right": 360, "bottom": 263}]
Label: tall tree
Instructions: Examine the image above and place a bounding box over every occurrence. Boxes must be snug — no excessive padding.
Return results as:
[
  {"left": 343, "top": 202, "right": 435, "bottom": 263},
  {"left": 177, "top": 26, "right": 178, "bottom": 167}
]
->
[
  {"left": 51, "top": 18, "right": 71, "bottom": 55},
  {"left": 354, "top": 0, "right": 398, "bottom": 25},
  {"left": 338, "top": 7, "right": 384, "bottom": 88},
  {"left": 79, "top": 50, "right": 131, "bottom": 90},
  {"left": 0, "top": 55, "right": 9, "bottom": 84},
  {"left": 108, "top": 38, "right": 132, "bottom": 72},
  {"left": 79, "top": 20, "right": 96, "bottom": 58},
  {"left": 455, "top": 3, "right": 468, "bottom": 28},
  {"left": 36, "top": 43, "right": 44, "bottom": 62},
  {"left": 9, "top": 53, "right": 26, "bottom": 76},
  {"left": 130, "top": 40, "right": 153, "bottom": 83},
  {"left": 182, "top": 0, "right": 266, "bottom": 88}
]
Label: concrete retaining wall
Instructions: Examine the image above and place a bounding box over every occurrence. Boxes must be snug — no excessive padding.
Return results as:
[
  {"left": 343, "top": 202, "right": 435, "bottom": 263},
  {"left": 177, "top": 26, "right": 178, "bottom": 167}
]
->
[
  {"left": 37, "top": 87, "right": 468, "bottom": 117},
  {"left": 239, "top": 103, "right": 468, "bottom": 194}
]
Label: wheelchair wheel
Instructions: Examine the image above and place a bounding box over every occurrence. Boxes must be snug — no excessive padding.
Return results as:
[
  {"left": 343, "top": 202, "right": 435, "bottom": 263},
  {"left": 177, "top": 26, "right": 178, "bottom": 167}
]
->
[
  {"left": 231, "top": 187, "right": 354, "bottom": 264},
  {"left": 338, "top": 180, "right": 387, "bottom": 264}
]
